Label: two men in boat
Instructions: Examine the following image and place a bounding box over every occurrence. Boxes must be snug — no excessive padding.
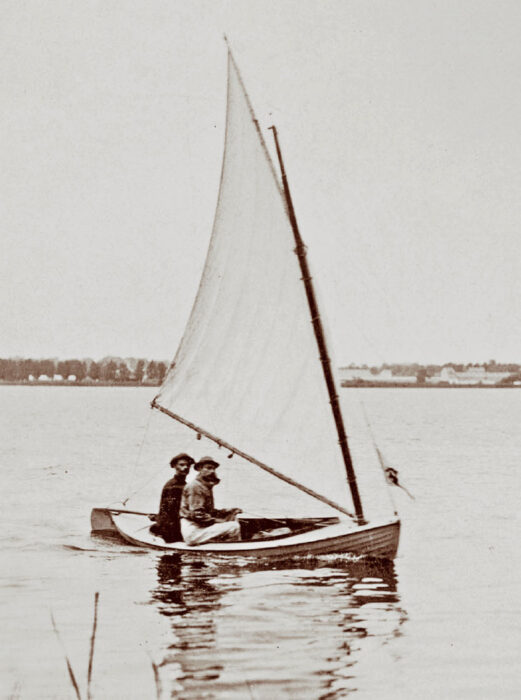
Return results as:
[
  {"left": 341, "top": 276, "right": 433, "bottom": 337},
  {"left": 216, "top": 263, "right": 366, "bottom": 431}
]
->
[{"left": 152, "top": 454, "right": 241, "bottom": 545}]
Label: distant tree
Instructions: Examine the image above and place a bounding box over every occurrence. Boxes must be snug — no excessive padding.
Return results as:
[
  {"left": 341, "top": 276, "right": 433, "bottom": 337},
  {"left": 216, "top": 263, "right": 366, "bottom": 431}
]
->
[
  {"left": 6, "top": 359, "right": 23, "bottom": 381},
  {"left": 68, "top": 360, "right": 86, "bottom": 381},
  {"left": 100, "top": 360, "right": 117, "bottom": 382},
  {"left": 134, "top": 359, "right": 145, "bottom": 383},
  {"left": 37, "top": 359, "right": 56, "bottom": 378},
  {"left": 146, "top": 361, "right": 158, "bottom": 382},
  {"left": 500, "top": 373, "right": 521, "bottom": 385},
  {"left": 426, "top": 364, "right": 441, "bottom": 377},
  {"left": 88, "top": 361, "right": 100, "bottom": 380},
  {"left": 57, "top": 360, "right": 71, "bottom": 378},
  {"left": 157, "top": 362, "right": 167, "bottom": 384},
  {"left": 19, "top": 359, "right": 35, "bottom": 380},
  {"left": 117, "top": 362, "right": 130, "bottom": 382},
  {"left": 416, "top": 368, "right": 427, "bottom": 384}
]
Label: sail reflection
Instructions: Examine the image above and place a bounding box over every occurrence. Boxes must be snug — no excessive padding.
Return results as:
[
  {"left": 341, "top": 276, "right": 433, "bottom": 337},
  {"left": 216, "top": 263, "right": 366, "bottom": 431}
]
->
[{"left": 150, "top": 555, "right": 406, "bottom": 699}]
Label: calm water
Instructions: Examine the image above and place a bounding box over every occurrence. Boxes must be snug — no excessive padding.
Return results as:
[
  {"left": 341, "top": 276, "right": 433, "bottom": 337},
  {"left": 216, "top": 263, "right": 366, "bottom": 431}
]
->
[{"left": 1, "top": 386, "right": 520, "bottom": 698}]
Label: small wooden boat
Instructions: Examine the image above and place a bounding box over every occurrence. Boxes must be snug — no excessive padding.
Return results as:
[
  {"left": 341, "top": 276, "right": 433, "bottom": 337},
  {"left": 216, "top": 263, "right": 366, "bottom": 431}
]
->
[
  {"left": 91, "top": 41, "right": 401, "bottom": 560},
  {"left": 92, "top": 509, "right": 400, "bottom": 559}
]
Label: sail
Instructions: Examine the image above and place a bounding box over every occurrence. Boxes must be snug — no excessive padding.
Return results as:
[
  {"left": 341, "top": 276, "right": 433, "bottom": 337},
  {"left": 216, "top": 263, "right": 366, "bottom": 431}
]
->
[{"left": 156, "top": 52, "right": 353, "bottom": 514}]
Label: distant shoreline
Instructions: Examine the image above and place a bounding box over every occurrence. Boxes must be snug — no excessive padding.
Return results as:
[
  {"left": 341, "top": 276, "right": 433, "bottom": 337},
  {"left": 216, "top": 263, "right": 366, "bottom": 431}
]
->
[
  {"left": 341, "top": 383, "right": 521, "bottom": 388},
  {"left": 0, "top": 380, "right": 159, "bottom": 388},
  {"left": 1, "top": 380, "right": 519, "bottom": 389}
]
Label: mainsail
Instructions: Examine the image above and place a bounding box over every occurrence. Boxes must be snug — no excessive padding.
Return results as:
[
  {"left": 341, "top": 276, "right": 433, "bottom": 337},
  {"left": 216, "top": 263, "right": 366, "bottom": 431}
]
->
[{"left": 155, "top": 51, "right": 356, "bottom": 516}]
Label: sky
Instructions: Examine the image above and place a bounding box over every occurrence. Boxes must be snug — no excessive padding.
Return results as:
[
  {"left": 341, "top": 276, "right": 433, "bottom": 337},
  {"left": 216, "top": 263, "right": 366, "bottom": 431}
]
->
[{"left": 2, "top": 0, "right": 521, "bottom": 365}]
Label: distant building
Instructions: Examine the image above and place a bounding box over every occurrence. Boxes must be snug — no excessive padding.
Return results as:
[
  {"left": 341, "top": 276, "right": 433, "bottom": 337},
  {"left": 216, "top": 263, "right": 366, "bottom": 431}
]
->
[{"left": 427, "top": 366, "right": 511, "bottom": 385}]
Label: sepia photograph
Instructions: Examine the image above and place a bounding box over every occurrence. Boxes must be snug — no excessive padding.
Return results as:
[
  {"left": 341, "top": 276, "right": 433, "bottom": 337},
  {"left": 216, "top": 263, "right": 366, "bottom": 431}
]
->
[{"left": 1, "top": 1, "right": 520, "bottom": 697}]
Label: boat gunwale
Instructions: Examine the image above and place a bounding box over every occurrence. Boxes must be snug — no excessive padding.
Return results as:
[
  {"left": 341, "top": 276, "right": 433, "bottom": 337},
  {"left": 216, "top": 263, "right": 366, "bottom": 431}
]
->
[{"left": 108, "top": 511, "right": 400, "bottom": 557}]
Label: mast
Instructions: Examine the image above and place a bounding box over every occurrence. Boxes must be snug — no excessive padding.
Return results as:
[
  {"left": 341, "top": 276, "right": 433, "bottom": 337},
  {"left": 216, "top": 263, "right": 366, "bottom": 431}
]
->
[{"left": 269, "top": 125, "right": 366, "bottom": 525}]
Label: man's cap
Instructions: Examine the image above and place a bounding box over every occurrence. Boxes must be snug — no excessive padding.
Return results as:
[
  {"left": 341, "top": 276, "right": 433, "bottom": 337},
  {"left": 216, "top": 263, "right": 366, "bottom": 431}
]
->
[
  {"left": 194, "top": 456, "right": 219, "bottom": 471},
  {"left": 170, "top": 453, "right": 194, "bottom": 468}
]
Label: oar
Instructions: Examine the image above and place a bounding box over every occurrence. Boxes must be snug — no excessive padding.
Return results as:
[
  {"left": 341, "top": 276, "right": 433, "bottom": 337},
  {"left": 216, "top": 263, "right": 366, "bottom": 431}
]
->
[{"left": 108, "top": 508, "right": 156, "bottom": 517}]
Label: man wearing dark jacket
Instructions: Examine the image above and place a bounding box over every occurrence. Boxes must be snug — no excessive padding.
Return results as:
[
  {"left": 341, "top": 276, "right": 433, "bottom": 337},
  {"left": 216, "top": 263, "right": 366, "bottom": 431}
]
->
[
  {"left": 150, "top": 453, "right": 194, "bottom": 542},
  {"left": 180, "top": 456, "right": 241, "bottom": 545}
]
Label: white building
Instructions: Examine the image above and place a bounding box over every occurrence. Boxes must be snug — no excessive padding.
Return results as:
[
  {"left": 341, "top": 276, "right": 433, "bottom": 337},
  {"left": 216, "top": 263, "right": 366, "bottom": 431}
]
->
[{"left": 427, "top": 366, "right": 511, "bottom": 385}]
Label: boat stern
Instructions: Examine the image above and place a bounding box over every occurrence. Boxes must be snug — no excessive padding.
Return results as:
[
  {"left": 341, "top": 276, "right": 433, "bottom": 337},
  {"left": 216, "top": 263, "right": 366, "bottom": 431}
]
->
[{"left": 90, "top": 507, "right": 118, "bottom": 533}]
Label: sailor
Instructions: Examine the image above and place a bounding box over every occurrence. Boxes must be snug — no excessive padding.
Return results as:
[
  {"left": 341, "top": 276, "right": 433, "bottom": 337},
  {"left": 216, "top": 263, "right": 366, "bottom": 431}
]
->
[
  {"left": 150, "top": 453, "right": 195, "bottom": 542},
  {"left": 180, "top": 456, "right": 242, "bottom": 545}
]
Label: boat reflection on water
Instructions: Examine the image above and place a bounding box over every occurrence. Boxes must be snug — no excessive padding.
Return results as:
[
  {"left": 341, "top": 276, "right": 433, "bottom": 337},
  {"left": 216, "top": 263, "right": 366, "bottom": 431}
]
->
[
  {"left": 152, "top": 556, "right": 228, "bottom": 692},
  {"left": 150, "top": 554, "right": 407, "bottom": 698}
]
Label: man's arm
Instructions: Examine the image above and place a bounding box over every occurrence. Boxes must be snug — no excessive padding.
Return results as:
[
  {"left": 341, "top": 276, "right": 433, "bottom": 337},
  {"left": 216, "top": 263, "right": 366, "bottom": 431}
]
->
[
  {"left": 213, "top": 507, "right": 242, "bottom": 520},
  {"left": 187, "top": 487, "right": 215, "bottom": 525}
]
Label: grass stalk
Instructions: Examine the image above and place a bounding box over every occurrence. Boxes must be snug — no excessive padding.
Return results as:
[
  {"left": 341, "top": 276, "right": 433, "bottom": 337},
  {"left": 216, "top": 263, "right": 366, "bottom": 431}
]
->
[
  {"left": 50, "top": 611, "right": 82, "bottom": 700},
  {"left": 146, "top": 651, "right": 162, "bottom": 699},
  {"left": 87, "top": 592, "right": 99, "bottom": 699}
]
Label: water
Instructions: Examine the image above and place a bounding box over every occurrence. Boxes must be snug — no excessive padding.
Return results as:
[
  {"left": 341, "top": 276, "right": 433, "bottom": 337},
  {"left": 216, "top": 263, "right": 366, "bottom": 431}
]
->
[{"left": 1, "top": 386, "right": 520, "bottom": 698}]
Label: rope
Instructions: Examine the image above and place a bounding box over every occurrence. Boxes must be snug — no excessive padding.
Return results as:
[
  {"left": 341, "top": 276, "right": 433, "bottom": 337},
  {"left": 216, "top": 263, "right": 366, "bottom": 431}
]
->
[
  {"left": 121, "top": 462, "right": 170, "bottom": 506},
  {"left": 359, "top": 399, "right": 414, "bottom": 506},
  {"left": 359, "top": 400, "right": 398, "bottom": 516},
  {"left": 122, "top": 404, "right": 154, "bottom": 506}
]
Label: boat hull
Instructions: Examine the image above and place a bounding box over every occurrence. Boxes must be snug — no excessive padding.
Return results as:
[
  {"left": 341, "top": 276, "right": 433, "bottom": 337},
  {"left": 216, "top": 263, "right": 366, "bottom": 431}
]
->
[{"left": 91, "top": 508, "right": 400, "bottom": 560}]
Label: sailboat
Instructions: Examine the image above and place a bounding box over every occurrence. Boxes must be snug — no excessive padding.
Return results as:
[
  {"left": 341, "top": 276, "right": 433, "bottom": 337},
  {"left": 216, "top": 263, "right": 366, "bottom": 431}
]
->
[{"left": 91, "top": 44, "right": 400, "bottom": 560}]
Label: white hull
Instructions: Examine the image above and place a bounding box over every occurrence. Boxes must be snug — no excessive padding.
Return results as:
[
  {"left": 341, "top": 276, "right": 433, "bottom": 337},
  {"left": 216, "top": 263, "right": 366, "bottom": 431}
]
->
[{"left": 91, "top": 508, "right": 400, "bottom": 560}]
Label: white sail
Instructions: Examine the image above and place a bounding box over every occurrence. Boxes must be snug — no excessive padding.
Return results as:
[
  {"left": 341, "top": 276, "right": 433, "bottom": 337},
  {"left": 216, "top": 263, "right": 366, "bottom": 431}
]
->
[{"left": 156, "top": 52, "right": 353, "bottom": 514}]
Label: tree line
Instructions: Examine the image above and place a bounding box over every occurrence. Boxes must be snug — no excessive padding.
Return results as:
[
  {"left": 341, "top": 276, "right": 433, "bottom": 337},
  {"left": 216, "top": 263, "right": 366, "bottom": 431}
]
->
[{"left": 0, "top": 357, "right": 168, "bottom": 384}]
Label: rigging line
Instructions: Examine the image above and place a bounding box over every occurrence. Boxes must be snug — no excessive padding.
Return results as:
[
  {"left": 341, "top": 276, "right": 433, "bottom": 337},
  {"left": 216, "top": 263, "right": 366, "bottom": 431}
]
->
[
  {"left": 358, "top": 399, "right": 398, "bottom": 516},
  {"left": 122, "top": 404, "right": 155, "bottom": 506},
  {"left": 121, "top": 458, "right": 173, "bottom": 507},
  {"left": 151, "top": 399, "right": 356, "bottom": 521}
]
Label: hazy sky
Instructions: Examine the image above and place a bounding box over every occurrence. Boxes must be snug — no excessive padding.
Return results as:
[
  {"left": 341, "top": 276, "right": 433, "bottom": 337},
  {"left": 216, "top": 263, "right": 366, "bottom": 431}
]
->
[{"left": 2, "top": 0, "right": 521, "bottom": 364}]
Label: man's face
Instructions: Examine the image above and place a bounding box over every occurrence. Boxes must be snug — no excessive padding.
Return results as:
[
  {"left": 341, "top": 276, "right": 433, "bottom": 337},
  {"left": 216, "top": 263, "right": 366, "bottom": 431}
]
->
[
  {"left": 198, "top": 463, "right": 218, "bottom": 479},
  {"left": 175, "top": 459, "right": 191, "bottom": 476}
]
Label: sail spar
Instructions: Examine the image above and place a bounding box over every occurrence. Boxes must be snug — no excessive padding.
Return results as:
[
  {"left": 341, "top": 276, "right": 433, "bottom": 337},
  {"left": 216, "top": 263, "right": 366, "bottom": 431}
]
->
[{"left": 155, "top": 50, "right": 355, "bottom": 516}]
